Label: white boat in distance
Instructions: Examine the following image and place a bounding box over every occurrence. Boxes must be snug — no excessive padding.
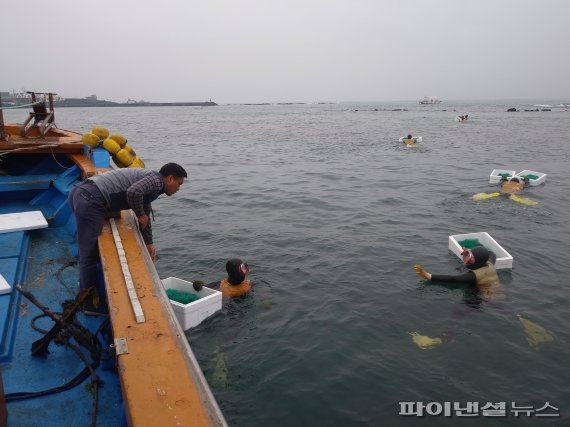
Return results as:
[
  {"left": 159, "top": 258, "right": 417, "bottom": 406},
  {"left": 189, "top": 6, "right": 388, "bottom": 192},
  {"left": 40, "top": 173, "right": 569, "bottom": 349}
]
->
[
  {"left": 419, "top": 96, "right": 442, "bottom": 105},
  {"left": 534, "top": 103, "right": 570, "bottom": 108}
]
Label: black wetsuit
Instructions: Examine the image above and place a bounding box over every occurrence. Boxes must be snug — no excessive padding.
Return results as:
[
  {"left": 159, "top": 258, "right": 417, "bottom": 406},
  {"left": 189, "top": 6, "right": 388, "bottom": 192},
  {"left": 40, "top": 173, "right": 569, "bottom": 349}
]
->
[{"left": 431, "top": 252, "right": 497, "bottom": 285}]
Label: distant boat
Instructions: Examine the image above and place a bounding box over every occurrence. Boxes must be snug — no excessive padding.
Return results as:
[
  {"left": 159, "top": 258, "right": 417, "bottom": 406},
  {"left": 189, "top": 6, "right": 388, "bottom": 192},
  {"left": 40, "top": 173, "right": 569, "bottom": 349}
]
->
[
  {"left": 534, "top": 103, "right": 569, "bottom": 108},
  {"left": 419, "top": 96, "right": 442, "bottom": 105}
]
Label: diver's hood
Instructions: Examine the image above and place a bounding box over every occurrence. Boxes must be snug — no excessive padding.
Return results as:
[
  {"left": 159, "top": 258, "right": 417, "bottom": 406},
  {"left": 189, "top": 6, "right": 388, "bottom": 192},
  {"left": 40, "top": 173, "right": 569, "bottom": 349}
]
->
[
  {"left": 226, "top": 258, "right": 246, "bottom": 285},
  {"left": 467, "top": 246, "right": 490, "bottom": 270}
]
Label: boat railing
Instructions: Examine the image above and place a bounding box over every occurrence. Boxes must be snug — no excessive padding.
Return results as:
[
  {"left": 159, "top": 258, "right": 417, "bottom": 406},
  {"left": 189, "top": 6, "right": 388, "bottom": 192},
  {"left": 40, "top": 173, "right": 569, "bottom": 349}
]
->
[{"left": 98, "top": 210, "right": 227, "bottom": 426}]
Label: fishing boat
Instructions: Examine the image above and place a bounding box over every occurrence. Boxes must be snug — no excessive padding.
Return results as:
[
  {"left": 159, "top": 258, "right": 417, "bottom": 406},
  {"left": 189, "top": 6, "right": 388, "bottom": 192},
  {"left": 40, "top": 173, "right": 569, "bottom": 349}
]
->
[
  {"left": 419, "top": 96, "right": 442, "bottom": 105},
  {"left": 0, "top": 93, "right": 226, "bottom": 426}
]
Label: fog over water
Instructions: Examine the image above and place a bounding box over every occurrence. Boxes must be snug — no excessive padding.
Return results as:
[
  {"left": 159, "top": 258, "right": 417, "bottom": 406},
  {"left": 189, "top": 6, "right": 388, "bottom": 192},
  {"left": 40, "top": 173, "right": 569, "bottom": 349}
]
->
[{"left": 3, "top": 1, "right": 570, "bottom": 103}]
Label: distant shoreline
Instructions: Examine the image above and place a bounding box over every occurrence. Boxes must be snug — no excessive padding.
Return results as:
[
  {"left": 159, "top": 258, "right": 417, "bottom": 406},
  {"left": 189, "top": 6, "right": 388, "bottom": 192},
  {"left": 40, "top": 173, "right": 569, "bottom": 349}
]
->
[
  {"left": 53, "top": 100, "right": 218, "bottom": 108},
  {"left": 0, "top": 93, "right": 217, "bottom": 108}
]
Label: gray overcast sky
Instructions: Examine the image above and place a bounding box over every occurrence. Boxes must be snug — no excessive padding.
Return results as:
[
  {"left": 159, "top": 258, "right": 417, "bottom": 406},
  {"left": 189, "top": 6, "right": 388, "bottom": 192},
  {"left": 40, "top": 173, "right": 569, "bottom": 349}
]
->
[{"left": 2, "top": 0, "right": 569, "bottom": 103}]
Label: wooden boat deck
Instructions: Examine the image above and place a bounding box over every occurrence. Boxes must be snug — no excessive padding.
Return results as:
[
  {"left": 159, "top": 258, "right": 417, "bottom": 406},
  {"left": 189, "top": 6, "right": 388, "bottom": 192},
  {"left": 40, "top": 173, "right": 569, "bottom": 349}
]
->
[
  {"left": 0, "top": 124, "right": 83, "bottom": 154},
  {"left": 98, "top": 211, "right": 225, "bottom": 426}
]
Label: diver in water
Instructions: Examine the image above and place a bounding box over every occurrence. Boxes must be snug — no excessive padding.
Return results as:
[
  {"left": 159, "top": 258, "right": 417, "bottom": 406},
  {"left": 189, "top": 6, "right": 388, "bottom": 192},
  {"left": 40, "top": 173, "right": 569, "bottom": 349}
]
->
[
  {"left": 402, "top": 134, "right": 415, "bottom": 145},
  {"left": 415, "top": 246, "right": 501, "bottom": 300},
  {"left": 411, "top": 246, "right": 554, "bottom": 349},
  {"left": 499, "top": 176, "right": 526, "bottom": 195},
  {"left": 205, "top": 258, "right": 252, "bottom": 298},
  {"left": 472, "top": 176, "right": 537, "bottom": 205},
  {"left": 201, "top": 258, "right": 252, "bottom": 390}
]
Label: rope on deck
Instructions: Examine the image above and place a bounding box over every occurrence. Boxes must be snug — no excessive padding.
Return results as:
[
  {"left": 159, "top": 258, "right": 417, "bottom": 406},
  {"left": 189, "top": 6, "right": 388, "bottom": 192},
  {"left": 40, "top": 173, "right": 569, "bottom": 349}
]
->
[
  {"left": 0, "top": 101, "right": 44, "bottom": 109},
  {"left": 0, "top": 138, "right": 80, "bottom": 157},
  {"left": 109, "top": 218, "right": 145, "bottom": 323}
]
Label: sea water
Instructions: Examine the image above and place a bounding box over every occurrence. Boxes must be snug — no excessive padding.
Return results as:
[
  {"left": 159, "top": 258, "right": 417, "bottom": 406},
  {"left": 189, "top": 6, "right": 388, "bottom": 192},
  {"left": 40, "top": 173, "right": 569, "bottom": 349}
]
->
[{"left": 5, "top": 101, "right": 569, "bottom": 426}]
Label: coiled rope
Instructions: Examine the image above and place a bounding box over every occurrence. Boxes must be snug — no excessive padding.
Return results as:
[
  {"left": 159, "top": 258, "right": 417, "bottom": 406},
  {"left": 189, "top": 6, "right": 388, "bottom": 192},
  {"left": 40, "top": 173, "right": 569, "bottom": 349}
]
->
[{"left": 0, "top": 136, "right": 82, "bottom": 158}]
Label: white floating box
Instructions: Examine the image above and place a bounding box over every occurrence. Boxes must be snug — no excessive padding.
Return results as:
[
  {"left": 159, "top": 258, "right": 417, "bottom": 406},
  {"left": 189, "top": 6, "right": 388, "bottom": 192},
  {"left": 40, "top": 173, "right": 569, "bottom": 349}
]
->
[
  {"left": 0, "top": 273, "right": 11, "bottom": 295},
  {"left": 448, "top": 232, "right": 513, "bottom": 270},
  {"left": 489, "top": 169, "right": 516, "bottom": 184},
  {"left": 161, "top": 277, "right": 222, "bottom": 330},
  {"left": 514, "top": 170, "right": 546, "bottom": 186}
]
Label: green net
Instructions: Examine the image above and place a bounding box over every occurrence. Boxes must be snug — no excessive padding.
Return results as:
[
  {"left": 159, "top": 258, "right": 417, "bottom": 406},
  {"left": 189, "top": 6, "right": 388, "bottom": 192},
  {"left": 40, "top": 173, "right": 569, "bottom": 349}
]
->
[
  {"left": 457, "top": 239, "right": 493, "bottom": 252},
  {"left": 457, "top": 239, "right": 482, "bottom": 249},
  {"left": 498, "top": 173, "right": 511, "bottom": 177},
  {"left": 166, "top": 288, "right": 200, "bottom": 304},
  {"left": 523, "top": 174, "right": 539, "bottom": 180}
]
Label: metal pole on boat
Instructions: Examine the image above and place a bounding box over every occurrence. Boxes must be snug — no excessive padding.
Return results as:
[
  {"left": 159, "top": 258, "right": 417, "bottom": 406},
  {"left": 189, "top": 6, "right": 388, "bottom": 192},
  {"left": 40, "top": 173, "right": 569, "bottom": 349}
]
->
[{"left": 0, "top": 93, "right": 6, "bottom": 140}]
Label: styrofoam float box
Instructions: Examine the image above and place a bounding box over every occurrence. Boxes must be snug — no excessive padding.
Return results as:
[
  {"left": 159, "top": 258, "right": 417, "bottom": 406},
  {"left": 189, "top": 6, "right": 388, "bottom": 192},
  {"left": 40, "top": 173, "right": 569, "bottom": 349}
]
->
[
  {"left": 161, "top": 277, "right": 222, "bottom": 330},
  {"left": 489, "top": 169, "right": 516, "bottom": 184},
  {"left": 448, "top": 232, "right": 513, "bottom": 270},
  {"left": 0, "top": 273, "right": 11, "bottom": 295},
  {"left": 515, "top": 169, "right": 546, "bottom": 186}
]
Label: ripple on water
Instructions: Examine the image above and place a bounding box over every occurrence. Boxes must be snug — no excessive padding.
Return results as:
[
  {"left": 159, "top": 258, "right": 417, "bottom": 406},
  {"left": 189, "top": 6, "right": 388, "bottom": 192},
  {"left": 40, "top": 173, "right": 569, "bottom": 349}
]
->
[{"left": 6, "top": 103, "right": 566, "bottom": 426}]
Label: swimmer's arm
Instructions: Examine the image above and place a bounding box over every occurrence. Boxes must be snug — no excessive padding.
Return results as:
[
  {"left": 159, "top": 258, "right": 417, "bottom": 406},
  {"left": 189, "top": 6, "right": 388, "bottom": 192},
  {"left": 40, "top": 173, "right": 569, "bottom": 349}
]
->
[
  {"left": 415, "top": 264, "right": 476, "bottom": 284},
  {"left": 430, "top": 271, "right": 477, "bottom": 285},
  {"left": 205, "top": 280, "right": 221, "bottom": 291}
]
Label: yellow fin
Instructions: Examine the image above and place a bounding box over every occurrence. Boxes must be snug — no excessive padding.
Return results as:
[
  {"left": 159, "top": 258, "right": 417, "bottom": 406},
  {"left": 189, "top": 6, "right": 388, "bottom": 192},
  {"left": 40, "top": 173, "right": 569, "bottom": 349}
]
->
[
  {"left": 409, "top": 332, "right": 443, "bottom": 350},
  {"left": 472, "top": 192, "right": 500, "bottom": 201},
  {"left": 509, "top": 195, "right": 538, "bottom": 206},
  {"left": 517, "top": 314, "right": 554, "bottom": 349},
  {"left": 212, "top": 352, "right": 228, "bottom": 388}
]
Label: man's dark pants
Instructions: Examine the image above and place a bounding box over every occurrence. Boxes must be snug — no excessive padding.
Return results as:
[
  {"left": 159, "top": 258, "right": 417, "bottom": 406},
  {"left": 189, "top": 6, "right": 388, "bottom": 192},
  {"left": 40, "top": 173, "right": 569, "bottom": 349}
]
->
[{"left": 68, "top": 181, "right": 106, "bottom": 291}]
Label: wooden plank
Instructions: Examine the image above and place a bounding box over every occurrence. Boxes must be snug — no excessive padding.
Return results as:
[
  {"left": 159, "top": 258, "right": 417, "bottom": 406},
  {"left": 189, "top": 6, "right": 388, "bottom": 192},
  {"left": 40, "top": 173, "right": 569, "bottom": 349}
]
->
[
  {"left": 98, "top": 211, "right": 225, "bottom": 427},
  {"left": 109, "top": 218, "right": 145, "bottom": 323},
  {"left": 67, "top": 153, "right": 101, "bottom": 178},
  {"left": 0, "top": 211, "right": 47, "bottom": 234},
  {"left": 66, "top": 153, "right": 111, "bottom": 179}
]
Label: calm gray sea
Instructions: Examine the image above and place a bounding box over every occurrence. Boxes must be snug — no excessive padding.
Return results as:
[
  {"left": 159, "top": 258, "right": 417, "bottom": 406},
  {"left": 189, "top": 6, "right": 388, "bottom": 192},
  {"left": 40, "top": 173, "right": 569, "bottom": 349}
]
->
[{"left": 5, "top": 101, "right": 569, "bottom": 426}]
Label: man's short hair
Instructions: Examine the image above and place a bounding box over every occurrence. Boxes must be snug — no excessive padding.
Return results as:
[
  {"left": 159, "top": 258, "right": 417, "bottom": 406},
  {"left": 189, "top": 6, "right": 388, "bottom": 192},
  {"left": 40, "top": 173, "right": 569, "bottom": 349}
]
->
[{"left": 159, "top": 163, "right": 187, "bottom": 178}]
